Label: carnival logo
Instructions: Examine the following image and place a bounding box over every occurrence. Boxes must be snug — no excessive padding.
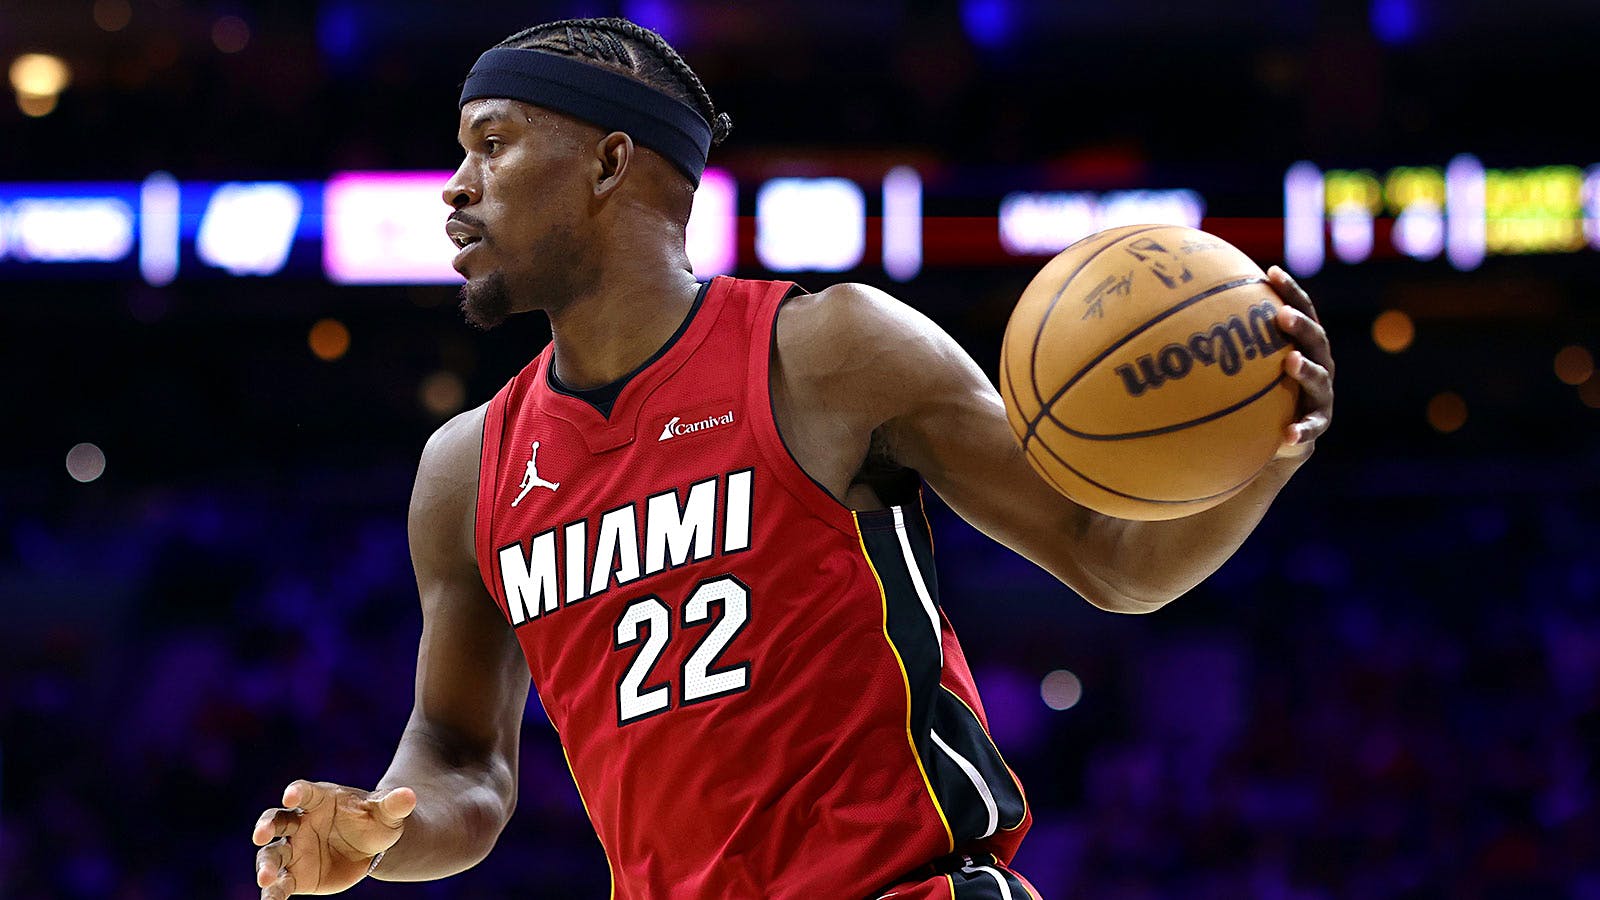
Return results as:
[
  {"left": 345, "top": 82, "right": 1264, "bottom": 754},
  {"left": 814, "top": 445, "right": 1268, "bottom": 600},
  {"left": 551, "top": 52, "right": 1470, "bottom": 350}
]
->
[{"left": 659, "top": 410, "right": 736, "bottom": 442}]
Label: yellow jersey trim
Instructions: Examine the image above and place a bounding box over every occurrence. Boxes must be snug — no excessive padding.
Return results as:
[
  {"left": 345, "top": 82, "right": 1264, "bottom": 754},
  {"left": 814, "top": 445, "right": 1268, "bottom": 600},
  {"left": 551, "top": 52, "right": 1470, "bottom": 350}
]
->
[
  {"left": 854, "top": 510, "right": 955, "bottom": 853},
  {"left": 560, "top": 743, "right": 616, "bottom": 900}
]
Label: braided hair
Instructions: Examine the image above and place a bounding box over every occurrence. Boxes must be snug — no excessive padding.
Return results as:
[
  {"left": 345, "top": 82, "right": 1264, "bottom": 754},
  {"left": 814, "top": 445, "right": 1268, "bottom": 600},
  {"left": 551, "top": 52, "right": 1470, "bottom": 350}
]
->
[{"left": 495, "top": 17, "right": 733, "bottom": 147}]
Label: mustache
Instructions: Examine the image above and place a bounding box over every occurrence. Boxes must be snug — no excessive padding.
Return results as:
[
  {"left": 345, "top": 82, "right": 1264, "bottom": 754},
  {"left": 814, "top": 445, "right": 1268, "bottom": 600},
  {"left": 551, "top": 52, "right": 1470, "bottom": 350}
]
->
[{"left": 447, "top": 211, "right": 488, "bottom": 232}]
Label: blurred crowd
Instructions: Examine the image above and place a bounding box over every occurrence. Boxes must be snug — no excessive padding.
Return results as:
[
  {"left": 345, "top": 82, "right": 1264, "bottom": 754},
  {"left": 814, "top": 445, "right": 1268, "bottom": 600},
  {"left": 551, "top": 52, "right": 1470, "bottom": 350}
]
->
[{"left": 3, "top": 456, "right": 1597, "bottom": 898}]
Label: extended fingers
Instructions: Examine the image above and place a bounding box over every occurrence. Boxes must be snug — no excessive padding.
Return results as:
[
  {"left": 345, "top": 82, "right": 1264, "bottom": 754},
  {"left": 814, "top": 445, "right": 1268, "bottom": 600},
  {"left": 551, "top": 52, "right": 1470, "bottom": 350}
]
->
[
  {"left": 253, "top": 807, "right": 302, "bottom": 846},
  {"left": 1277, "top": 304, "right": 1334, "bottom": 378},
  {"left": 1284, "top": 351, "right": 1333, "bottom": 445},
  {"left": 1264, "top": 266, "right": 1334, "bottom": 454},
  {"left": 1267, "top": 265, "right": 1320, "bottom": 322},
  {"left": 1287, "top": 350, "right": 1333, "bottom": 403}
]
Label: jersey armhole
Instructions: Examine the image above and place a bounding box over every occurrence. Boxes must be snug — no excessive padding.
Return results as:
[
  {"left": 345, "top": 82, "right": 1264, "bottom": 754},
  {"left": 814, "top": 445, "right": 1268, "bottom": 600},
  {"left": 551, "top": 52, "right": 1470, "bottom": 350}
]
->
[
  {"left": 473, "top": 391, "right": 510, "bottom": 602},
  {"left": 745, "top": 282, "right": 864, "bottom": 538}
]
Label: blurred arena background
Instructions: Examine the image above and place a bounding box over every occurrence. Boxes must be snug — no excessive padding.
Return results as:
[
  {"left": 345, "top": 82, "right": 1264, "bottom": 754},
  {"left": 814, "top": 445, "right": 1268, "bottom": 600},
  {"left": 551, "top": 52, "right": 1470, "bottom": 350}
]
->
[{"left": 3, "top": 0, "right": 1599, "bottom": 896}]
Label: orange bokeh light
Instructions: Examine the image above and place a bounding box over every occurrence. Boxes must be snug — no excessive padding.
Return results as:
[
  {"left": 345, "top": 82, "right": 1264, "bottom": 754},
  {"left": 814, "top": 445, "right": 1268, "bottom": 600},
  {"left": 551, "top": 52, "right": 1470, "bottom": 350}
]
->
[
  {"left": 1427, "top": 392, "right": 1468, "bottom": 433},
  {"left": 1371, "top": 309, "right": 1415, "bottom": 354},
  {"left": 308, "top": 319, "right": 350, "bottom": 361},
  {"left": 1580, "top": 377, "right": 1600, "bottom": 410},
  {"left": 1554, "top": 345, "right": 1594, "bottom": 386},
  {"left": 17, "top": 93, "right": 57, "bottom": 117},
  {"left": 419, "top": 371, "right": 466, "bottom": 417}
]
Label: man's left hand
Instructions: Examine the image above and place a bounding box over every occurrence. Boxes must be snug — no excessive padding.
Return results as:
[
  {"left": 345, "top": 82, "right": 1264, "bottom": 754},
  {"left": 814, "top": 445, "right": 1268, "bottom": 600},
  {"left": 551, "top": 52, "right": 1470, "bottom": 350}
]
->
[{"left": 1267, "top": 265, "right": 1335, "bottom": 461}]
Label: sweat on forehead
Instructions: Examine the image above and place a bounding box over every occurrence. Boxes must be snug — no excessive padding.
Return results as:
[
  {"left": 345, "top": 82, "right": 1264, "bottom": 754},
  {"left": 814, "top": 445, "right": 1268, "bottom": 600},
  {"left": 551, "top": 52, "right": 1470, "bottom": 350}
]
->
[{"left": 459, "top": 100, "right": 542, "bottom": 130}]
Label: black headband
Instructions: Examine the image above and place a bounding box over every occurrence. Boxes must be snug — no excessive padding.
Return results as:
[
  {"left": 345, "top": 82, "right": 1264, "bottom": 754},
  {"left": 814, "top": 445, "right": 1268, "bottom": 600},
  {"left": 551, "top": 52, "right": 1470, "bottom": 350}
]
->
[{"left": 459, "top": 47, "right": 713, "bottom": 186}]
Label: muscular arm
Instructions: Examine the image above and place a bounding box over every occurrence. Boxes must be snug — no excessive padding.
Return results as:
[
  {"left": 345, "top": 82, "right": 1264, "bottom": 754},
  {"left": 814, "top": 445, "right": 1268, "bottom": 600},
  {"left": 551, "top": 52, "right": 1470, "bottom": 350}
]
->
[
  {"left": 372, "top": 405, "right": 531, "bottom": 879},
  {"left": 773, "top": 275, "right": 1332, "bottom": 614}
]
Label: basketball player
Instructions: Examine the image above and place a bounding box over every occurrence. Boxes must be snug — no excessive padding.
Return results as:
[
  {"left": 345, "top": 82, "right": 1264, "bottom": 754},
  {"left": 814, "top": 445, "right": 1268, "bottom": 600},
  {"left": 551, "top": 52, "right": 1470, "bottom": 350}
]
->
[{"left": 252, "top": 18, "right": 1334, "bottom": 899}]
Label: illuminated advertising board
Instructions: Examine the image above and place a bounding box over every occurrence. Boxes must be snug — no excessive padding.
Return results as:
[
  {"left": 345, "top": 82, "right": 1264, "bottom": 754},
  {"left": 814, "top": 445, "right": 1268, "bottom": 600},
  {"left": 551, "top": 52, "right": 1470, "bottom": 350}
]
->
[
  {"left": 0, "top": 182, "right": 141, "bottom": 278},
  {"left": 0, "top": 165, "right": 1224, "bottom": 284},
  {"left": 323, "top": 171, "right": 459, "bottom": 285},
  {"left": 0, "top": 178, "right": 323, "bottom": 283},
  {"left": 186, "top": 180, "right": 323, "bottom": 279},
  {"left": 1282, "top": 156, "right": 1600, "bottom": 274}
]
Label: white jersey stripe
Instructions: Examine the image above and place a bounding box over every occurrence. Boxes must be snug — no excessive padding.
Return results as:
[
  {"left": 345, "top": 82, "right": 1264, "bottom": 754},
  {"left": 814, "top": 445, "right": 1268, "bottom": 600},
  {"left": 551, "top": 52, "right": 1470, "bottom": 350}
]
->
[
  {"left": 966, "top": 864, "right": 1015, "bottom": 900},
  {"left": 891, "top": 505, "right": 942, "bottom": 667},
  {"left": 931, "top": 729, "right": 999, "bottom": 839}
]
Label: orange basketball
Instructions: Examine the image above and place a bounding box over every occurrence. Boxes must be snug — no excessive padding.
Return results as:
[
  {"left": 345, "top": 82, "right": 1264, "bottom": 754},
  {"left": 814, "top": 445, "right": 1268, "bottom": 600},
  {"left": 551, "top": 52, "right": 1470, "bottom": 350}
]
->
[{"left": 999, "top": 224, "right": 1299, "bottom": 521}]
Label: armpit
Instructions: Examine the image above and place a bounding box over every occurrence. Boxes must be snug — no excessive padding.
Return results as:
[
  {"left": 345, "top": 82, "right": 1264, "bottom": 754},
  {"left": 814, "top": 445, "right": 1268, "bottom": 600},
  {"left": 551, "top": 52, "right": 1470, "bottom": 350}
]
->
[{"left": 851, "top": 428, "right": 922, "bottom": 507}]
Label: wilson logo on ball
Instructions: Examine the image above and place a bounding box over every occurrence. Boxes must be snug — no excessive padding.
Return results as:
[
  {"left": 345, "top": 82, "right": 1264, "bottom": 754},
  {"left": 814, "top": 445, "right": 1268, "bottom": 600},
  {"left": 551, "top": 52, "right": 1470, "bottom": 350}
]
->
[{"left": 1113, "top": 300, "right": 1288, "bottom": 397}]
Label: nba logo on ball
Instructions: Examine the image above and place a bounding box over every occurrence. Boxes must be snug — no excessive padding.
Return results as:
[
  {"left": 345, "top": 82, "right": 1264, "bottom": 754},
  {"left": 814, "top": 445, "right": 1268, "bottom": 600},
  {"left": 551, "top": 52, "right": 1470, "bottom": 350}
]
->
[{"left": 999, "top": 224, "right": 1299, "bottom": 521}]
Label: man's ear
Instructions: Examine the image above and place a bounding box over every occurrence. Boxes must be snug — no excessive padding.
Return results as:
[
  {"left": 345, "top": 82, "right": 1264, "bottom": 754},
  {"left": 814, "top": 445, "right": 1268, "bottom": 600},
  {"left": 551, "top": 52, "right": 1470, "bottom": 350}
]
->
[{"left": 594, "top": 131, "right": 633, "bottom": 199}]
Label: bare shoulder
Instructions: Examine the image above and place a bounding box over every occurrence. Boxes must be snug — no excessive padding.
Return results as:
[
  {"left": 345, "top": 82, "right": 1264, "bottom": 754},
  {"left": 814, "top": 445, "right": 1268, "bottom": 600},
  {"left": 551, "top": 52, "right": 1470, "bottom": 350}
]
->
[
  {"left": 774, "top": 282, "right": 959, "bottom": 399},
  {"left": 417, "top": 403, "right": 489, "bottom": 487},
  {"left": 775, "top": 282, "right": 980, "bottom": 405},
  {"left": 410, "top": 402, "right": 489, "bottom": 568},
  {"left": 774, "top": 281, "right": 935, "bottom": 361}
]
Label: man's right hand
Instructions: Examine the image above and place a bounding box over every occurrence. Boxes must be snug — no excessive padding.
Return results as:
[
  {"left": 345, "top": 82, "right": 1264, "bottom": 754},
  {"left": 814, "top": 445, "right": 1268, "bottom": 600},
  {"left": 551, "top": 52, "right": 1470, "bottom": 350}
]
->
[{"left": 252, "top": 780, "right": 417, "bottom": 898}]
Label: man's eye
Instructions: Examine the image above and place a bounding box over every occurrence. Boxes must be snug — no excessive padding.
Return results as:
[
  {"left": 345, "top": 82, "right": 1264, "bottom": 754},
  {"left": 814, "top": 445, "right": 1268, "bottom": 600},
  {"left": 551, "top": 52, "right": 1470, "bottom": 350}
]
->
[{"left": 484, "top": 138, "right": 502, "bottom": 154}]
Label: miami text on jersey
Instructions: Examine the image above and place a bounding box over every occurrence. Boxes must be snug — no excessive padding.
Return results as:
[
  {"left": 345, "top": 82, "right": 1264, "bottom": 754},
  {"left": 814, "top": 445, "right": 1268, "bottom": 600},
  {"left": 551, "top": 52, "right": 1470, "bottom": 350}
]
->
[{"left": 495, "top": 469, "right": 754, "bottom": 627}]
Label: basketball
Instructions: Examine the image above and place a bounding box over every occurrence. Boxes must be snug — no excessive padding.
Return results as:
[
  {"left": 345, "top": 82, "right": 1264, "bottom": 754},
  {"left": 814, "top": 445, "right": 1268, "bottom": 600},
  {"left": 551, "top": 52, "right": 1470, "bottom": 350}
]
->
[{"left": 999, "top": 224, "right": 1299, "bottom": 521}]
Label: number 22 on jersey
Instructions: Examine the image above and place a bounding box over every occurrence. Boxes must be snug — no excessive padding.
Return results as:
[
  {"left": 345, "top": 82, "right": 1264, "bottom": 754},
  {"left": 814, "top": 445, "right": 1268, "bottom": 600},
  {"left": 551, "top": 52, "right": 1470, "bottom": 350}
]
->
[{"left": 613, "top": 575, "right": 751, "bottom": 725}]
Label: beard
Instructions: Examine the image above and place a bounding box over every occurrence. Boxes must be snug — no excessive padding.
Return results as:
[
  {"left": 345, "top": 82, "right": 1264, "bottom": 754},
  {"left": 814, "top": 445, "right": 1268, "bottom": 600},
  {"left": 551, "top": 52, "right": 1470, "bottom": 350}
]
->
[
  {"left": 459, "top": 270, "right": 514, "bottom": 331},
  {"left": 457, "top": 227, "right": 590, "bottom": 331}
]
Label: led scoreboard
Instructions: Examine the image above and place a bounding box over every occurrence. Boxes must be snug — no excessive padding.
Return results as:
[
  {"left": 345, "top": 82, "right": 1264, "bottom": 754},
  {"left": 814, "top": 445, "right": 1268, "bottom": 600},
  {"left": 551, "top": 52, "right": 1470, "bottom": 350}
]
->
[{"left": 1284, "top": 155, "right": 1598, "bottom": 274}]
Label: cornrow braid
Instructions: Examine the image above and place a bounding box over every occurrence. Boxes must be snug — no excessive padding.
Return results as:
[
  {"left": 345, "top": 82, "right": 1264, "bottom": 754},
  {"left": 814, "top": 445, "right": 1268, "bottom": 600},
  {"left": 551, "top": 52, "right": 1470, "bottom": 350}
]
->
[{"left": 495, "top": 17, "right": 733, "bottom": 147}]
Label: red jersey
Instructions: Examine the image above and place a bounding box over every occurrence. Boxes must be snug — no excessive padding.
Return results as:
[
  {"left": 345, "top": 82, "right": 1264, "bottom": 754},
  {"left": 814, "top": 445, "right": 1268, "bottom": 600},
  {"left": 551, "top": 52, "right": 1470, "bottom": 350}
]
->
[{"left": 474, "top": 276, "right": 1031, "bottom": 898}]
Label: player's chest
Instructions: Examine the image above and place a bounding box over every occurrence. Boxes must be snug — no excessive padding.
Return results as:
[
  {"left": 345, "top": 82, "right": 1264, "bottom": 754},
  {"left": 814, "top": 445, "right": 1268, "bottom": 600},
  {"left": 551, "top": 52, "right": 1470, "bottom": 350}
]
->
[
  {"left": 488, "top": 383, "right": 762, "bottom": 599},
  {"left": 497, "top": 385, "right": 750, "bottom": 511}
]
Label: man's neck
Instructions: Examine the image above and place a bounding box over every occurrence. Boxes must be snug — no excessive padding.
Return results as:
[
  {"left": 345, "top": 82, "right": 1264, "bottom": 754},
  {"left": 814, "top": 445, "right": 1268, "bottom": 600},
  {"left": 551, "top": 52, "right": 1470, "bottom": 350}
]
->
[{"left": 545, "top": 243, "right": 700, "bottom": 391}]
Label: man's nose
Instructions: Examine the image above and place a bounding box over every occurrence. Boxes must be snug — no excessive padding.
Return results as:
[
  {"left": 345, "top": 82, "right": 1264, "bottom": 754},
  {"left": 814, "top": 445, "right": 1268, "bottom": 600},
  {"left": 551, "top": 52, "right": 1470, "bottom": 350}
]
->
[{"left": 443, "top": 170, "right": 480, "bottom": 209}]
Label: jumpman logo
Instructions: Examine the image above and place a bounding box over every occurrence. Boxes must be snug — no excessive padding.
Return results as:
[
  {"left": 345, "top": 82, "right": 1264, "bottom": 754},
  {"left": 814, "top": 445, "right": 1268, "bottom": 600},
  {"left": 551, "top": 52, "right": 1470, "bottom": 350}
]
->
[{"left": 511, "top": 441, "right": 560, "bottom": 507}]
